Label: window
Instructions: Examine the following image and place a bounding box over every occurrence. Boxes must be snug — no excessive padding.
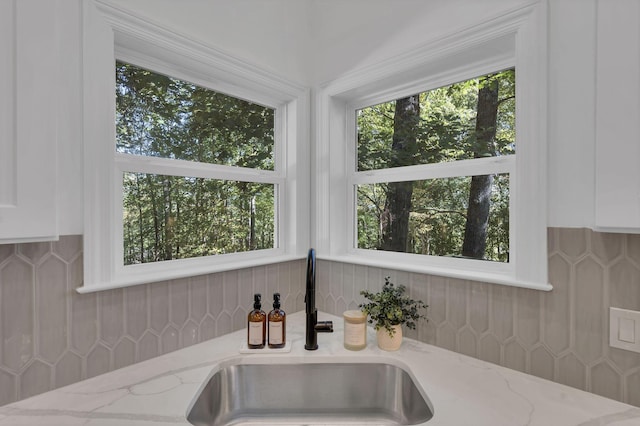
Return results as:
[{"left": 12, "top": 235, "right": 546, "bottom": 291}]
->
[
  {"left": 314, "top": 3, "right": 550, "bottom": 290},
  {"left": 355, "top": 70, "right": 514, "bottom": 262},
  {"left": 81, "top": 1, "right": 309, "bottom": 292},
  {"left": 116, "top": 62, "right": 277, "bottom": 265}
]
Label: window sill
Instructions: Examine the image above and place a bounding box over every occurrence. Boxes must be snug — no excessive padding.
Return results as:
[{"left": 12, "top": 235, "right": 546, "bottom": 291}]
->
[
  {"left": 317, "top": 254, "right": 553, "bottom": 292},
  {"left": 76, "top": 253, "right": 306, "bottom": 294}
]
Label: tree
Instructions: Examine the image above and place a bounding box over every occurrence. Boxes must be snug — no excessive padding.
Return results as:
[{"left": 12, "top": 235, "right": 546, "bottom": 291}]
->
[
  {"left": 461, "top": 75, "right": 499, "bottom": 259},
  {"left": 380, "top": 95, "right": 421, "bottom": 252},
  {"left": 356, "top": 69, "right": 514, "bottom": 262},
  {"left": 116, "top": 61, "right": 276, "bottom": 265}
]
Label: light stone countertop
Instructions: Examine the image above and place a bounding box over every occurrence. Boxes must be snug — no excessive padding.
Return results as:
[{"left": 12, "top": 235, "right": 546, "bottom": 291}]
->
[{"left": 1, "top": 311, "right": 639, "bottom": 426}]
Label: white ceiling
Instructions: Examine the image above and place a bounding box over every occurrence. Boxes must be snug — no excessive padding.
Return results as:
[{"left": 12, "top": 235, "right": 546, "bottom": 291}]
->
[{"left": 102, "top": 0, "right": 532, "bottom": 85}]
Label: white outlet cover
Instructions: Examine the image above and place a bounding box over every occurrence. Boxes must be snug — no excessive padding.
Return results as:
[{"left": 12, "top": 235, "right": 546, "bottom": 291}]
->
[{"left": 610, "top": 307, "right": 640, "bottom": 353}]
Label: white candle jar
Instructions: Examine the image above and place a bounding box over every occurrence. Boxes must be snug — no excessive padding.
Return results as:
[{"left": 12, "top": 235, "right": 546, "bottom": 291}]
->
[{"left": 343, "top": 310, "right": 367, "bottom": 350}]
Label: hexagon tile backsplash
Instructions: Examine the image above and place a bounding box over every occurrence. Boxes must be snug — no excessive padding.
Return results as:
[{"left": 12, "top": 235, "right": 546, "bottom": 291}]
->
[
  {"left": 0, "top": 228, "right": 639, "bottom": 408},
  {"left": 314, "top": 228, "right": 640, "bottom": 408},
  {"left": 0, "top": 236, "right": 306, "bottom": 406}
]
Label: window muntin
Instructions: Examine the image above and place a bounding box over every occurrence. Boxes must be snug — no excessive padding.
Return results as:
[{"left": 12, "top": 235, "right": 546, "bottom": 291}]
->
[
  {"left": 352, "top": 70, "right": 514, "bottom": 263},
  {"left": 116, "top": 62, "right": 279, "bottom": 267},
  {"left": 116, "top": 61, "right": 275, "bottom": 170}
]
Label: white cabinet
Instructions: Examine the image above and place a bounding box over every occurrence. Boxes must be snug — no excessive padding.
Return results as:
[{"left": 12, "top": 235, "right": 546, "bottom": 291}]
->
[
  {"left": 595, "top": 0, "right": 640, "bottom": 231},
  {"left": 0, "top": 0, "right": 59, "bottom": 242}
]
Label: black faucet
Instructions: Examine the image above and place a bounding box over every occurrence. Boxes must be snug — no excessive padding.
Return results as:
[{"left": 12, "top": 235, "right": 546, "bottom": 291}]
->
[{"left": 304, "top": 248, "right": 333, "bottom": 350}]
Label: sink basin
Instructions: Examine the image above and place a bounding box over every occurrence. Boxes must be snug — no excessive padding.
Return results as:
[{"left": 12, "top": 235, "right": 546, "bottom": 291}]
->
[{"left": 186, "top": 361, "right": 434, "bottom": 425}]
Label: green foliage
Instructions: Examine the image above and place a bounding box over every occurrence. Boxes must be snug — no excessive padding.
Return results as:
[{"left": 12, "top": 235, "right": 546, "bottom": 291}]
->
[
  {"left": 359, "top": 277, "right": 428, "bottom": 337},
  {"left": 116, "top": 61, "right": 276, "bottom": 265},
  {"left": 356, "top": 69, "right": 514, "bottom": 262}
]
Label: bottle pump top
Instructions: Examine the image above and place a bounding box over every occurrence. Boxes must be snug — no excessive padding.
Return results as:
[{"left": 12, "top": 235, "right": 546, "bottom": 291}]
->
[
  {"left": 273, "top": 292, "right": 281, "bottom": 309},
  {"left": 254, "top": 293, "right": 261, "bottom": 309}
]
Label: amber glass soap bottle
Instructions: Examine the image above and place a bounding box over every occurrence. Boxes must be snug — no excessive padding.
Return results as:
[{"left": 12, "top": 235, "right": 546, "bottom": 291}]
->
[
  {"left": 247, "top": 293, "right": 266, "bottom": 349},
  {"left": 268, "top": 292, "right": 286, "bottom": 348}
]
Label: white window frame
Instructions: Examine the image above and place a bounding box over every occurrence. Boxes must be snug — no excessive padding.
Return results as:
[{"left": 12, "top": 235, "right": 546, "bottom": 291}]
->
[
  {"left": 313, "top": 1, "right": 551, "bottom": 291},
  {"left": 80, "top": 0, "right": 310, "bottom": 293}
]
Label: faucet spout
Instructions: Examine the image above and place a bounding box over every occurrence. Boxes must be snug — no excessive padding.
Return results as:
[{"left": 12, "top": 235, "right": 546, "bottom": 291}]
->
[{"left": 305, "top": 248, "right": 333, "bottom": 350}]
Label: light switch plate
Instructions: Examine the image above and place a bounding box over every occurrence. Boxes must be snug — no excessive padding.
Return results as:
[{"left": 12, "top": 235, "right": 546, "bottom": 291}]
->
[{"left": 610, "top": 307, "right": 640, "bottom": 353}]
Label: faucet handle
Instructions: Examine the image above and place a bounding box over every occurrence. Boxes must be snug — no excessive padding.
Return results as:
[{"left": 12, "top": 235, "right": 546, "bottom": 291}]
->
[{"left": 315, "top": 321, "right": 333, "bottom": 333}]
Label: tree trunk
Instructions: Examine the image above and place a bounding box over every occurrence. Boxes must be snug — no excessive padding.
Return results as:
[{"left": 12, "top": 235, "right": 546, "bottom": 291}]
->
[
  {"left": 163, "top": 177, "right": 173, "bottom": 260},
  {"left": 462, "top": 77, "right": 499, "bottom": 259},
  {"left": 249, "top": 195, "right": 256, "bottom": 250},
  {"left": 380, "top": 95, "right": 420, "bottom": 252}
]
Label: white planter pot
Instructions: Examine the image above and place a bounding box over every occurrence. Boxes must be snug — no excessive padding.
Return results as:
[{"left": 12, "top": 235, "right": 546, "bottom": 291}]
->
[{"left": 376, "top": 324, "right": 403, "bottom": 351}]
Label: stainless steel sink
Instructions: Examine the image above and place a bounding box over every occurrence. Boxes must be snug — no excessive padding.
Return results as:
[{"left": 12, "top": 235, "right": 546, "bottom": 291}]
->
[{"left": 186, "top": 361, "right": 434, "bottom": 425}]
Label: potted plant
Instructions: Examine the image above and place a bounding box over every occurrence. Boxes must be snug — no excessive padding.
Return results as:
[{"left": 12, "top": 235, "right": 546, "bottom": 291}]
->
[{"left": 359, "top": 277, "right": 428, "bottom": 351}]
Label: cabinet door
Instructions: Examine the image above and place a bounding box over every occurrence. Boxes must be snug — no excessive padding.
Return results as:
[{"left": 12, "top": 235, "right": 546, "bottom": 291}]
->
[
  {"left": 595, "top": 0, "right": 640, "bottom": 231},
  {"left": 0, "top": 0, "right": 58, "bottom": 242}
]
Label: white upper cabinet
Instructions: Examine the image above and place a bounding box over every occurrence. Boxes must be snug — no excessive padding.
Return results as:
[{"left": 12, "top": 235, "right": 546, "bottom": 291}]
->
[
  {"left": 595, "top": 0, "right": 640, "bottom": 231},
  {"left": 0, "top": 0, "right": 59, "bottom": 243}
]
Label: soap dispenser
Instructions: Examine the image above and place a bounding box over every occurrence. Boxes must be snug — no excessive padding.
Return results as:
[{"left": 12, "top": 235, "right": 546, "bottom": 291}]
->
[
  {"left": 247, "top": 293, "right": 266, "bottom": 349},
  {"left": 268, "top": 292, "right": 286, "bottom": 348}
]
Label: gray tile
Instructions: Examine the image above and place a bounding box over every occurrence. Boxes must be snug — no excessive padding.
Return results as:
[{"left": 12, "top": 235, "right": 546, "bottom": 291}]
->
[
  {"left": 3, "top": 229, "right": 640, "bottom": 409},
  {"left": 558, "top": 353, "right": 586, "bottom": 391},
  {"left": 216, "top": 312, "right": 232, "bottom": 336},
  {"left": 591, "top": 361, "right": 621, "bottom": 401},
  {"left": 1, "top": 257, "right": 34, "bottom": 371},
  {"left": 36, "top": 256, "right": 68, "bottom": 363},
  {"left": 591, "top": 231, "right": 623, "bottom": 264},
  {"left": 515, "top": 288, "right": 540, "bottom": 348},
  {"left": 99, "top": 289, "right": 124, "bottom": 348},
  {"left": 469, "top": 282, "right": 489, "bottom": 334},
  {"left": 18, "top": 242, "right": 50, "bottom": 264},
  {"left": 557, "top": 228, "right": 587, "bottom": 259},
  {"left": 489, "top": 285, "right": 513, "bottom": 342},
  {"left": 69, "top": 286, "right": 98, "bottom": 356},
  {"left": 458, "top": 327, "right": 477, "bottom": 358},
  {"left": 208, "top": 274, "right": 224, "bottom": 316},
  {"left": 19, "top": 360, "right": 51, "bottom": 399},
  {"left": 124, "top": 285, "right": 148, "bottom": 340},
  {"left": 626, "top": 371, "right": 640, "bottom": 407},
  {"left": 54, "top": 352, "right": 82, "bottom": 388},
  {"left": 149, "top": 281, "right": 170, "bottom": 333},
  {"left": 574, "top": 257, "right": 604, "bottom": 364},
  {"left": 113, "top": 338, "right": 135, "bottom": 370},
  {"left": 0, "top": 245, "right": 15, "bottom": 264},
  {"left": 479, "top": 334, "right": 501, "bottom": 365},
  {"left": 609, "top": 258, "right": 640, "bottom": 311},
  {"left": 251, "top": 265, "right": 267, "bottom": 305},
  {"left": 0, "top": 368, "right": 16, "bottom": 407},
  {"left": 86, "top": 344, "right": 110, "bottom": 378},
  {"left": 200, "top": 316, "right": 216, "bottom": 342},
  {"left": 428, "top": 276, "right": 446, "bottom": 326},
  {"left": 544, "top": 254, "right": 571, "bottom": 354},
  {"left": 138, "top": 331, "right": 159, "bottom": 362},
  {"left": 503, "top": 339, "right": 526, "bottom": 372},
  {"left": 181, "top": 320, "right": 199, "bottom": 347},
  {"left": 189, "top": 276, "right": 208, "bottom": 323},
  {"left": 52, "top": 235, "right": 82, "bottom": 262},
  {"left": 626, "top": 234, "right": 640, "bottom": 266},
  {"left": 169, "top": 279, "right": 189, "bottom": 327},
  {"left": 223, "top": 270, "right": 239, "bottom": 309},
  {"left": 160, "top": 326, "right": 179, "bottom": 354},
  {"left": 446, "top": 279, "right": 468, "bottom": 328},
  {"left": 530, "top": 345, "right": 555, "bottom": 381},
  {"left": 435, "top": 323, "right": 456, "bottom": 352}
]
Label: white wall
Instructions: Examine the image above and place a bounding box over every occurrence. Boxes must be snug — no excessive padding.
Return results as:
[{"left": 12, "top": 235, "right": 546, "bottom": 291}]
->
[{"left": 55, "top": 0, "right": 605, "bottom": 235}]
